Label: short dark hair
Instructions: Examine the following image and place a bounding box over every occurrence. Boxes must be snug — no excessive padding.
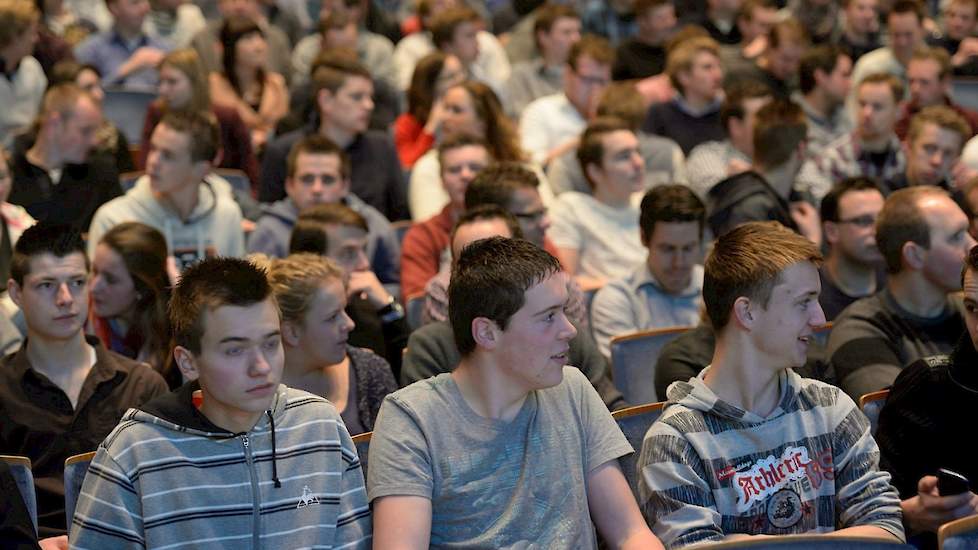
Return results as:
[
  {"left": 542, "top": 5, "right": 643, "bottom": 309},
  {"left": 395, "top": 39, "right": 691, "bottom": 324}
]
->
[
  {"left": 639, "top": 185, "right": 705, "bottom": 244},
  {"left": 962, "top": 244, "right": 978, "bottom": 286},
  {"left": 633, "top": 0, "right": 672, "bottom": 18},
  {"left": 158, "top": 110, "right": 220, "bottom": 164},
  {"left": 890, "top": 0, "right": 925, "bottom": 22},
  {"left": 169, "top": 257, "right": 274, "bottom": 355},
  {"left": 703, "top": 221, "right": 822, "bottom": 330},
  {"left": 576, "top": 116, "right": 632, "bottom": 189},
  {"left": 819, "top": 176, "right": 881, "bottom": 222},
  {"left": 286, "top": 133, "right": 350, "bottom": 179},
  {"left": 568, "top": 34, "right": 614, "bottom": 71},
  {"left": 876, "top": 186, "right": 948, "bottom": 273},
  {"left": 10, "top": 223, "right": 87, "bottom": 286},
  {"left": 720, "top": 80, "right": 772, "bottom": 131},
  {"left": 465, "top": 162, "right": 541, "bottom": 210},
  {"left": 430, "top": 6, "right": 480, "bottom": 49},
  {"left": 752, "top": 99, "right": 807, "bottom": 169},
  {"left": 449, "top": 237, "right": 561, "bottom": 356},
  {"left": 595, "top": 82, "right": 646, "bottom": 130},
  {"left": 799, "top": 45, "right": 846, "bottom": 95},
  {"left": 288, "top": 203, "right": 369, "bottom": 254},
  {"left": 311, "top": 48, "right": 371, "bottom": 101},
  {"left": 450, "top": 204, "right": 523, "bottom": 255},
  {"left": 533, "top": 3, "right": 579, "bottom": 52}
]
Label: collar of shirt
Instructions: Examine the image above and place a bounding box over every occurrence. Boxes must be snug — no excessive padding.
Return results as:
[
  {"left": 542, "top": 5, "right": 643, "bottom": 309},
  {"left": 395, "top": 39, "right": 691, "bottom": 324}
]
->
[
  {"left": 633, "top": 261, "right": 703, "bottom": 298},
  {"left": 110, "top": 30, "right": 150, "bottom": 53},
  {"left": 673, "top": 95, "right": 722, "bottom": 117}
]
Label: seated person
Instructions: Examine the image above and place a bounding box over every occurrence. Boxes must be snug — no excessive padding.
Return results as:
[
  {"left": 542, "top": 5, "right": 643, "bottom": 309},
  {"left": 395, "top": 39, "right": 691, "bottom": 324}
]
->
[
  {"left": 550, "top": 117, "right": 647, "bottom": 288},
  {"left": 638, "top": 221, "right": 905, "bottom": 547},
  {"left": 289, "top": 203, "right": 409, "bottom": 379},
  {"left": 591, "top": 185, "right": 704, "bottom": 361},
  {"left": 87, "top": 110, "right": 245, "bottom": 271},
  {"left": 208, "top": 16, "right": 289, "bottom": 150},
  {"left": 393, "top": 51, "right": 465, "bottom": 169},
  {"left": 369, "top": 237, "right": 662, "bottom": 548},
  {"left": 827, "top": 187, "right": 973, "bottom": 401},
  {"left": 89, "top": 222, "right": 177, "bottom": 386},
  {"left": 74, "top": 0, "right": 168, "bottom": 91},
  {"left": 69, "top": 257, "right": 371, "bottom": 547},
  {"left": 876, "top": 244, "right": 978, "bottom": 550},
  {"left": 400, "top": 134, "right": 489, "bottom": 299},
  {"left": 642, "top": 35, "right": 725, "bottom": 155},
  {"left": 9, "top": 84, "right": 121, "bottom": 232},
  {"left": 268, "top": 253, "right": 397, "bottom": 436},
  {"left": 0, "top": 0, "right": 47, "bottom": 147},
  {"left": 0, "top": 223, "right": 167, "bottom": 537},
  {"left": 818, "top": 177, "right": 885, "bottom": 321},
  {"left": 612, "top": 0, "right": 676, "bottom": 81},
  {"left": 247, "top": 134, "right": 399, "bottom": 287}
]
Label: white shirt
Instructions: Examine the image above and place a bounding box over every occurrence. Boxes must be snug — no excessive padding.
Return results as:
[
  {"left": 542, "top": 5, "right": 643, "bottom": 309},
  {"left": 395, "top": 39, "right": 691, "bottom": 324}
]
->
[
  {"left": 519, "top": 93, "right": 586, "bottom": 166},
  {"left": 548, "top": 191, "right": 645, "bottom": 281}
]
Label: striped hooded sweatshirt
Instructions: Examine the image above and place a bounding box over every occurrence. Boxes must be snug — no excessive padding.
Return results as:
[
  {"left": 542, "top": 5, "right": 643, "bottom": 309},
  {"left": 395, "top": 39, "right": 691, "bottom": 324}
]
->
[
  {"left": 637, "top": 368, "right": 905, "bottom": 548},
  {"left": 69, "top": 382, "right": 372, "bottom": 549}
]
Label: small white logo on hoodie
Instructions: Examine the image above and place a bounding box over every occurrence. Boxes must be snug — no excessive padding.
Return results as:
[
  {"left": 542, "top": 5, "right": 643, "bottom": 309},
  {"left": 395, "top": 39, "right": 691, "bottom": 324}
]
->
[{"left": 297, "top": 485, "right": 320, "bottom": 508}]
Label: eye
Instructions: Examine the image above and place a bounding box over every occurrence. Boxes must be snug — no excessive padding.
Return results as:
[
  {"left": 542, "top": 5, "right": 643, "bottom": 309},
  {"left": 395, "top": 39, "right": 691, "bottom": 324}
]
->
[
  {"left": 225, "top": 347, "right": 243, "bottom": 357},
  {"left": 262, "top": 338, "right": 279, "bottom": 351}
]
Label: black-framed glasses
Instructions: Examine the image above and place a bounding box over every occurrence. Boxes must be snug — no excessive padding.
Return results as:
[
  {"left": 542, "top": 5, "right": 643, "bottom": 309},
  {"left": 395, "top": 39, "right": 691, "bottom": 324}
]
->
[{"left": 837, "top": 215, "right": 876, "bottom": 228}]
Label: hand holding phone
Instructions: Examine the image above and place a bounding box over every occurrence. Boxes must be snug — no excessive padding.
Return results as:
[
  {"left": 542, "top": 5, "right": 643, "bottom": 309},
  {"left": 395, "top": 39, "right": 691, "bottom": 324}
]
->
[{"left": 937, "top": 468, "right": 971, "bottom": 496}]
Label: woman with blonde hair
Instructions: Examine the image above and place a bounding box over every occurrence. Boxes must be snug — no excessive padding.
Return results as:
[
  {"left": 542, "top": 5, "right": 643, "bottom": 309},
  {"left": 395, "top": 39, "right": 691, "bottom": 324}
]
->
[
  {"left": 140, "top": 48, "right": 259, "bottom": 186},
  {"left": 266, "top": 253, "right": 397, "bottom": 435}
]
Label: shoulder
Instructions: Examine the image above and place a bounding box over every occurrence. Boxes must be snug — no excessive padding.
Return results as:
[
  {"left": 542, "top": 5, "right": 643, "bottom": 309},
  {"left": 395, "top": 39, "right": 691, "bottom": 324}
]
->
[
  {"left": 888, "top": 355, "right": 952, "bottom": 400},
  {"left": 279, "top": 385, "right": 344, "bottom": 422},
  {"left": 360, "top": 129, "right": 396, "bottom": 148},
  {"left": 833, "top": 293, "right": 888, "bottom": 325},
  {"left": 348, "top": 345, "right": 392, "bottom": 372}
]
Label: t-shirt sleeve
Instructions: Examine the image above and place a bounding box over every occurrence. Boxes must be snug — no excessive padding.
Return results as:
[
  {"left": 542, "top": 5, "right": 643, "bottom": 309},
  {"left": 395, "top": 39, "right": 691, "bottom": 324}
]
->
[
  {"left": 366, "top": 394, "right": 435, "bottom": 503},
  {"left": 570, "top": 368, "right": 632, "bottom": 473},
  {"left": 547, "top": 196, "right": 583, "bottom": 251}
]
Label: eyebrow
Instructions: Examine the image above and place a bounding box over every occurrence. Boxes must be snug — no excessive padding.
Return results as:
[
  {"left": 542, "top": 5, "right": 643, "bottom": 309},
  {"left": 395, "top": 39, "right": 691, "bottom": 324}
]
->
[
  {"left": 532, "top": 302, "right": 566, "bottom": 317},
  {"left": 218, "top": 331, "right": 281, "bottom": 345}
]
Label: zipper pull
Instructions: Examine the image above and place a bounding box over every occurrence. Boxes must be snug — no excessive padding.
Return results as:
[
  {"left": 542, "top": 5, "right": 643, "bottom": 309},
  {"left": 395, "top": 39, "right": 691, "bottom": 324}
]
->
[{"left": 242, "top": 434, "right": 249, "bottom": 447}]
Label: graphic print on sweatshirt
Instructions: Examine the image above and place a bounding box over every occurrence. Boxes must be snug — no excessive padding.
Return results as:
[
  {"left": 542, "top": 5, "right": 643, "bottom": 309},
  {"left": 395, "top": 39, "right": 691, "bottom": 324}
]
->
[{"left": 715, "top": 445, "right": 836, "bottom": 529}]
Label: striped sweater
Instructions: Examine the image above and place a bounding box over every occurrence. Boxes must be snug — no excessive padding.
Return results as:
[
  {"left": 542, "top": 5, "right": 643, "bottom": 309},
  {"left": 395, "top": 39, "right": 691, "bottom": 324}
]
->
[
  {"left": 637, "top": 368, "right": 905, "bottom": 548},
  {"left": 68, "top": 382, "right": 371, "bottom": 549}
]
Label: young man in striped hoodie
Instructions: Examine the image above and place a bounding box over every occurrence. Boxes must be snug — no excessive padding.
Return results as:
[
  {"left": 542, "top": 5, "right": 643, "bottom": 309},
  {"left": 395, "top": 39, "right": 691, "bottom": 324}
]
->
[
  {"left": 637, "top": 221, "right": 906, "bottom": 547},
  {"left": 70, "top": 257, "right": 371, "bottom": 548}
]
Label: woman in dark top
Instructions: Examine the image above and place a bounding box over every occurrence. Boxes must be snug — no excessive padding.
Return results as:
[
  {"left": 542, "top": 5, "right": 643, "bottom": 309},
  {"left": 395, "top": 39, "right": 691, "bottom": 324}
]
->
[
  {"left": 140, "top": 48, "right": 259, "bottom": 188},
  {"left": 266, "top": 253, "right": 397, "bottom": 435}
]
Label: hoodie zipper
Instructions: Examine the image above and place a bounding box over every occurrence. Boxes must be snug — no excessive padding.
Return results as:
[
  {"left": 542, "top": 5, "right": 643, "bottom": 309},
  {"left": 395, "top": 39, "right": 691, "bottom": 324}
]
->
[{"left": 241, "top": 434, "right": 262, "bottom": 550}]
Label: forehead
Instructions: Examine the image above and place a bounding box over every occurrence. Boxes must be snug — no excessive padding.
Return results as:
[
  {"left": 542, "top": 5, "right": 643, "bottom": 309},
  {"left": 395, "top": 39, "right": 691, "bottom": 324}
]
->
[
  {"left": 690, "top": 51, "right": 719, "bottom": 68},
  {"left": 515, "top": 271, "right": 568, "bottom": 315},
  {"left": 919, "top": 194, "right": 967, "bottom": 227},
  {"left": 913, "top": 122, "right": 963, "bottom": 147},
  {"left": 509, "top": 185, "right": 542, "bottom": 210},
  {"left": 888, "top": 11, "right": 920, "bottom": 28},
  {"left": 833, "top": 54, "right": 853, "bottom": 71},
  {"left": 948, "top": 0, "right": 977, "bottom": 15},
  {"left": 444, "top": 86, "right": 472, "bottom": 103},
  {"left": 71, "top": 97, "right": 102, "bottom": 123},
  {"left": 200, "top": 299, "right": 279, "bottom": 344},
  {"left": 443, "top": 145, "right": 489, "bottom": 166},
  {"left": 295, "top": 151, "right": 342, "bottom": 173},
  {"left": 337, "top": 75, "right": 373, "bottom": 95},
  {"left": 324, "top": 223, "right": 367, "bottom": 244},
  {"left": 909, "top": 58, "right": 940, "bottom": 76},
  {"left": 574, "top": 54, "right": 610, "bottom": 74},
  {"left": 24, "top": 252, "right": 88, "bottom": 279},
  {"left": 839, "top": 188, "right": 884, "bottom": 210},
  {"left": 550, "top": 16, "right": 581, "bottom": 30},
  {"left": 649, "top": 220, "right": 701, "bottom": 243},
  {"left": 601, "top": 130, "right": 638, "bottom": 152},
  {"left": 770, "top": 261, "right": 820, "bottom": 297},
  {"left": 858, "top": 82, "right": 895, "bottom": 103},
  {"left": 153, "top": 123, "right": 192, "bottom": 153}
]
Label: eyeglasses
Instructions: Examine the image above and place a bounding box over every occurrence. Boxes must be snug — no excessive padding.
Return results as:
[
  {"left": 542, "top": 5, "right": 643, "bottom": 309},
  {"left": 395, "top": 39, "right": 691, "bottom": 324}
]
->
[
  {"left": 512, "top": 208, "right": 548, "bottom": 221},
  {"left": 836, "top": 215, "right": 877, "bottom": 228},
  {"left": 573, "top": 72, "right": 610, "bottom": 88}
]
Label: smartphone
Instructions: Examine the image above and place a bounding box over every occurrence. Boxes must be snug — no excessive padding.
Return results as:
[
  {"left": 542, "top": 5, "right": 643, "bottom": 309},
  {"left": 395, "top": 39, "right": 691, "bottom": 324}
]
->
[{"left": 937, "top": 468, "right": 971, "bottom": 496}]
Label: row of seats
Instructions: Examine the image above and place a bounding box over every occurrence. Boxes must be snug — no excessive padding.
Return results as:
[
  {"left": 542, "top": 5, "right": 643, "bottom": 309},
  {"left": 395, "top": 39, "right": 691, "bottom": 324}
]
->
[{"left": 2, "top": 451, "right": 94, "bottom": 534}]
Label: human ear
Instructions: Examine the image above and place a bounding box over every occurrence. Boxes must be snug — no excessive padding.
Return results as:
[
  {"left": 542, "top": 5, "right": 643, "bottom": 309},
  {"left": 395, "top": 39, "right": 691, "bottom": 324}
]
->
[
  {"left": 173, "top": 346, "right": 199, "bottom": 381},
  {"left": 471, "top": 317, "right": 497, "bottom": 349},
  {"left": 732, "top": 296, "right": 754, "bottom": 329}
]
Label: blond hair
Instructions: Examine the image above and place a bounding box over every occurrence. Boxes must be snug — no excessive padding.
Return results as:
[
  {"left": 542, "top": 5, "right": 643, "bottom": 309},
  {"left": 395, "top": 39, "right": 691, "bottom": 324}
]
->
[{"left": 266, "top": 253, "right": 347, "bottom": 325}]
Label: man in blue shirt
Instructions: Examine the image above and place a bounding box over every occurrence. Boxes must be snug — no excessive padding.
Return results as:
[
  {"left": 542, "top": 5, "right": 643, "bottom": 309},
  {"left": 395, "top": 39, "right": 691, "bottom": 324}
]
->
[{"left": 75, "top": 0, "right": 168, "bottom": 91}]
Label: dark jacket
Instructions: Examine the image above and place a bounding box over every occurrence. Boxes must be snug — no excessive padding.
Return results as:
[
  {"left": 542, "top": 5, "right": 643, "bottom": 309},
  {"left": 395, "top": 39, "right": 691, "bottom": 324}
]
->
[
  {"left": 707, "top": 170, "right": 798, "bottom": 237},
  {"left": 346, "top": 346, "right": 398, "bottom": 433}
]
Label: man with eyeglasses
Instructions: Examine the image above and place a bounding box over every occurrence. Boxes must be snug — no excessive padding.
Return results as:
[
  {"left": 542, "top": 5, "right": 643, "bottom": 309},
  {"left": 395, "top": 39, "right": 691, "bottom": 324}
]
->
[
  {"left": 818, "top": 177, "right": 885, "bottom": 321},
  {"left": 520, "top": 34, "right": 613, "bottom": 167},
  {"left": 827, "top": 186, "right": 975, "bottom": 401},
  {"left": 247, "top": 134, "right": 400, "bottom": 285}
]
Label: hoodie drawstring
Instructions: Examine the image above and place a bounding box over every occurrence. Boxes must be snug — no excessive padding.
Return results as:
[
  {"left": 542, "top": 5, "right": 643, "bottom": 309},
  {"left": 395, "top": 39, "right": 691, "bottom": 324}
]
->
[{"left": 266, "top": 409, "right": 281, "bottom": 488}]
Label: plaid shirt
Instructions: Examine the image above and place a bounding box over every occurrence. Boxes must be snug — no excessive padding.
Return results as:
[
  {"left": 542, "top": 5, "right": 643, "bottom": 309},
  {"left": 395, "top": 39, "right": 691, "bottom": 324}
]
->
[{"left": 798, "top": 132, "right": 906, "bottom": 199}]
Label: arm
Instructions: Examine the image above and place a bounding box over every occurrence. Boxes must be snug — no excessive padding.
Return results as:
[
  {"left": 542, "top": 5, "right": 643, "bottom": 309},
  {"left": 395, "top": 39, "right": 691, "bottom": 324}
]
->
[
  {"left": 257, "top": 73, "right": 290, "bottom": 131},
  {"left": 407, "top": 153, "right": 446, "bottom": 221},
  {"left": 69, "top": 451, "right": 145, "bottom": 548},
  {"left": 901, "top": 476, "right": 978, "bottom": 534},
  {"left": 827, "top": 313, "right": 905, "bottom": 401},
  {"left": 372, "top": 496, "right": 432, "bottom": 550},
  {"left": 587, "top": 460, "right": 665, "bottom": 550}
]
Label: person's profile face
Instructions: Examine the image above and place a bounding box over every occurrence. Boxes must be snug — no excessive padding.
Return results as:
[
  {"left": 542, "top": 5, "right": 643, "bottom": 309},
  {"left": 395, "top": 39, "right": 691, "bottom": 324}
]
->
[
  {"left": 591, "top": 130, "right": 645, "bottom": 200},
  {"left": 324, "top": 224, "right": 371, "bottom": 274},
  {"left": 906, "top": 122, "right": 963, "bottom": 187},
  {"left": 291, "top": 279, "right": 354, "bottom": 366},
  {"left": 918, "top": 194, "right": 976, "bottom": 293},
  {"left": 158, "top": 65, "right": 194, "bottom": 109},
  {"left": 680, "top": 51, "right": 723, "bottom": 101},
  {"left": 746, "top": 261, "right": 825, "bottom": 369},
  {"left": 91, "top": 243, "right": 139, "bottom": 320},
  {"left": 907, "top": 58, "right": 946, "bottom": 107},
  {"left": 321, "top": 76, "right": 374, "bottom": 135},
  {"left": 146, "top": 123, "right": 201, "bottom": 197},
  {"left": 507, "top": 186, "right": 550, "bottom": 248},
  {"left": 564, "top": 54, "right": 610, "bottom": 115},
  {"left": 57, "top": 97, "right": 102, "bottom": 164},
  {"left": 962, "top": 266, "right": 978, "bottom": 351}
]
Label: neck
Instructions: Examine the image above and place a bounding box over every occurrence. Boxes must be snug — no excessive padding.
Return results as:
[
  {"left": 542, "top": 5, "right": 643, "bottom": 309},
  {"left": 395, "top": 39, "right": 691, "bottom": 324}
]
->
[
  {"left": 887, "top": 272, "right": 950, "bottom": 318},
  {"left": 154, "top": 180, "right": 200, "bottom": 220},
  {"left": 199, "top": 399, "right": 263, "bottom": 433},
  {"left": 858, "top": 132, "right": 892, "bottom": 152},
  {"left": 592, "top": 185, "right": 632, "bottom": 208},
  {"left": 637, "top": 29, "right": 665, "bottom": 47},
  {"left": 452, "top": 356, "right": 529, "bottom": 421},
  {"left": 25, "top": 331, "right": 91, "bottom": 380},
  {"left": 234, "top": 66, "right": 257, "bottom": 88},
  {"left": 0, "top": 48, "right": 21, "bottom": 72},
  {"left": 27, "top": 135, "right": 65, "bottom": 171},
  {"left": 759, "top": 161, "right": 798, "bottom": 198},
  {"left": 681, "top": 92, "right": 714, "bottom": 112},
  {"left": 825, "top": 253, "right": 877, "bottom": 297},
  {"left": 282, "top": 348, "right": 348, "bottom": 400},
  {"left": 320, "top": 121, "right": 355, "bottom": 148},
  {"left": 704, "top": 334, "right": 782, "bottom": 417},
  {"left": 114, "top": 24, "right": 143, "bottom": 42},
  {"left": 844, "top": 26, "right": 869, "bottom": 44},
  {"left": 803, "top": 90, "right": 835, "bottom": 120},
  {"left": 542, "top": 52, "right": 565, "bottom": 69}
]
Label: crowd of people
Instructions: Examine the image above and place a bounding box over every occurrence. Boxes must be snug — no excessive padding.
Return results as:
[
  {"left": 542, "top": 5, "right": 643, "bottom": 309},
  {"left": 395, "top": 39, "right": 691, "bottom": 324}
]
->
[{"left": 2, "top": 0, "right": 978, "bottom": 546}]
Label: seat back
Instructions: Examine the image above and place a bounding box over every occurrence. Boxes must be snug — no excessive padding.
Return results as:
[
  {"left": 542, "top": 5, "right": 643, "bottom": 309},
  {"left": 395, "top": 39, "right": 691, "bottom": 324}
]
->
[
  {"left": 391, "top": 220, "right": 412, "bottom": 247},
  {"left": 405, "top": 292, "right": 425, "bottom": 331},
  {"left": 858, "top": 389, "right": 890, "bottom": 435},
  {"left": 939, "top": 512, "right": 978, "bottom": 550},
  {"left": 811, "top": 322, "right": 833, "bottom": 348},
  {"left": 610, "top": 327, "right": 691, "bottom": 405},
  {"left": 612, "top": 402, "right": 666, "bottom": 500},
  {"left": 952, "top": 78, "right": 978, "bottom": 111},
  {"left": 696, "top": 535, "right": 913, "bottom": 549},
  {"left": 102, "top": 89, "right": 156, "bottom": 145},
  {"left": 213, "top": 168, "right": 252, "bottom": 195},
  {"left": 1, "top": 455, "right": 36, "bottom": 533},
  {"left": 119, "top": 170, "right": 142, "bottom": 192},
  {"left": 352, "top": 431, "right": 372, "bottom": 482},
  {"left": 64, "top": 451, "right": 97, "bottom": 529}
]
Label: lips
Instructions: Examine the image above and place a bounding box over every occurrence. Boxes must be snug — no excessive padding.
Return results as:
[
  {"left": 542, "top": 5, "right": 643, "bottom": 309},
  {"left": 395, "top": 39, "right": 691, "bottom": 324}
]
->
[{"left": 247, "top": 383, "right": 275, "bottom": 395}]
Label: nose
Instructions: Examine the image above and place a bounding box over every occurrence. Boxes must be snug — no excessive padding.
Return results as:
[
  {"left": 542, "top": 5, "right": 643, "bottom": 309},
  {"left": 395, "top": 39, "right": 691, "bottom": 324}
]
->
[
  {"left": 250, "top": 347, "right": 273, "bottom": 377},
  {"left": 810, "top": 302, "right": 827, "bottom": 327},
  {"left": 354, "top": 249, "right": 370, "bottom": 272},
  {"left": 341, "top": 311, "right": 355, "bottom": 334},
  {"left": 558, "top": 311, "right": 577, "bottom": 341},
  {"left": 56, "top": 282, "right": 74, "bottom": 307}
]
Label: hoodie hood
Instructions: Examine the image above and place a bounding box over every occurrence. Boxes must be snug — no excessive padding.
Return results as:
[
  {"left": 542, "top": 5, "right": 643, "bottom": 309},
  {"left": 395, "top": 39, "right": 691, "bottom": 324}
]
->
[
  {"left": 125, "top": 175, "right": 222, "bottom": 264},
  {"left": 136, "top": 380, "right": 288, "bottom": 487},
  {"left": 258, "top": 198, "right": 299, "bottom": 226},
  {"left": 665, "top": 367, "right": 801, "bottom": 426},
  {"left": 706, "top": 171, "right": 795, "bottom": 237}
]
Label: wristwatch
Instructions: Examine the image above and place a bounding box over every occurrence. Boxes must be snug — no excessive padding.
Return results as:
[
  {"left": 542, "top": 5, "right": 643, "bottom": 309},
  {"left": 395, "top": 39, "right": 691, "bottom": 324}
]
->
[{"left": 377, "top": 296, "right": 405, "bottom": 323}]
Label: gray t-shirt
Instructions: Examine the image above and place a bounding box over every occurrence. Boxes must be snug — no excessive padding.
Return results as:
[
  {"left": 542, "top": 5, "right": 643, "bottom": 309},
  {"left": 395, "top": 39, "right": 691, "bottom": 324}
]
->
[{"left": 367, "top": 367, "right": 632, "bottom": 549}]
